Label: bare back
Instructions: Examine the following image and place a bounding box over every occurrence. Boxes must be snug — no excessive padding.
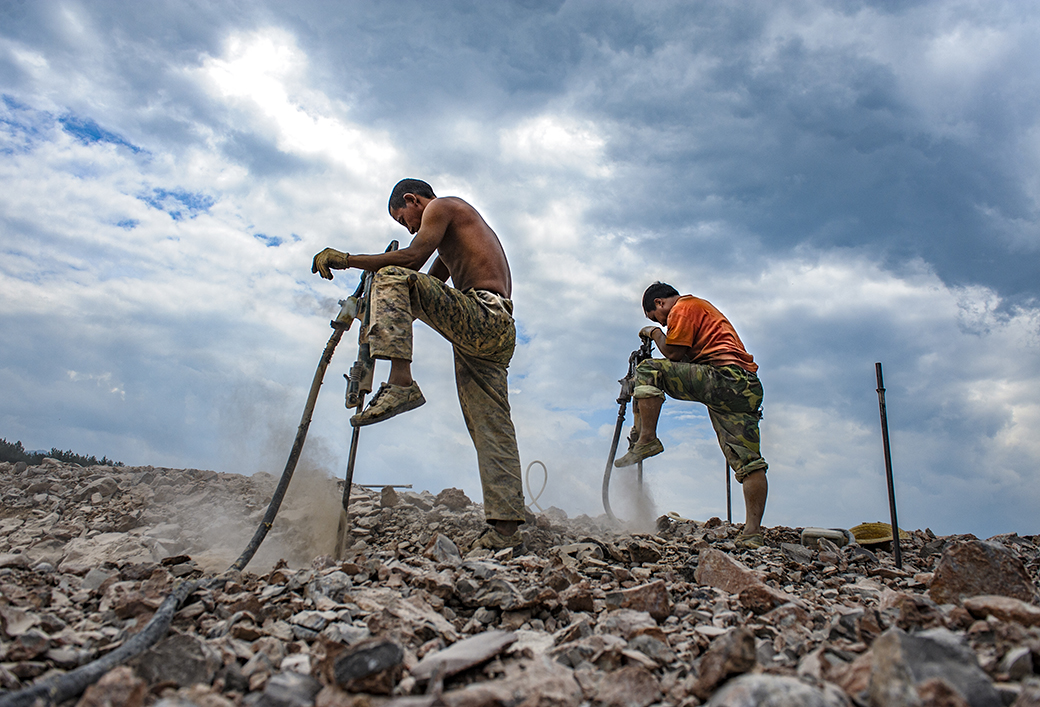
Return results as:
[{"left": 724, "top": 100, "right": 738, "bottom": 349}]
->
[{"left": 429, "top": 197, "right": 512, "bottom": 298}]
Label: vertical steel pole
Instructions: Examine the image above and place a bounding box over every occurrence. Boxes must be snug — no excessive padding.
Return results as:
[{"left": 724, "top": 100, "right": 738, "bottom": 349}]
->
[
  {"left": 725, "top": 461, "right": 732, "bottom": 523},
  {"left": 875, "top": 362, "right": 902, "bottom": 569},
  {"left": 342, "top": 390, "right": 366, "bottom": 510}
]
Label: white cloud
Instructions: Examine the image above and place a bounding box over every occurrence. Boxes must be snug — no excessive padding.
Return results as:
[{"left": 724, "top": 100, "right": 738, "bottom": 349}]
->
[
  {"left": 67, "top": 371, "right": 126, "bottom": 400},
  {"left": 199, "top": 28, "right": 399, "bottom": 175},
  {"left": 500, "top": 114, "right": 612, "bottom": 178}
]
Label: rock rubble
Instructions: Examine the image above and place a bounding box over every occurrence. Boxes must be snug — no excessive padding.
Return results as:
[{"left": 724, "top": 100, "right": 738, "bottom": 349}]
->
[{"left": 2, "top": 458, "right": 1040, "bottom": 707}]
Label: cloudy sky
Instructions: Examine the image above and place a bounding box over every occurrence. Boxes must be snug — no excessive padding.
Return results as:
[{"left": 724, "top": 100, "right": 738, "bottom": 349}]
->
[{"left": 2, "top": 0, "right": 1039, "bottom": 540}]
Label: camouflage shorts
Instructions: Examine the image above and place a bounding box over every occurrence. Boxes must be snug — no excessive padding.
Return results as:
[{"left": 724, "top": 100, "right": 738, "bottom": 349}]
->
[
  {"left": 633, "top": 359, "right": 768, "bottom": 483},
  {"left": 366, "top": 266, "right": 525, "bottom": 523}
]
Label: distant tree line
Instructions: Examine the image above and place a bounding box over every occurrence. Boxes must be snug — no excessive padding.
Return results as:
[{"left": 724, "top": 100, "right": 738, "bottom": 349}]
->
[{"left": 0, "top": 437, "right": 124, "bottom": 467}]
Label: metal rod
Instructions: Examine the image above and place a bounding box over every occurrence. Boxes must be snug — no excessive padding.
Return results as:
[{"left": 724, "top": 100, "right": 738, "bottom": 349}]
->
[
  {"left": 342, "top": 390, "right": 366, "bottom": 513},
  {"left": 725, "top": 461, "right": 732, "bottom": 524},
  {"left": 875, "top": 362, "right": 902, "bottom": 569}
]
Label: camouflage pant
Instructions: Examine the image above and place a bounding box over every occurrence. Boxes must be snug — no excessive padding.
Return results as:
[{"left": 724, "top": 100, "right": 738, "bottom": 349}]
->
[
  {"left": 633, "top": 359, "right": 768, "bottom": 483},
  {"left": 367, "top": 266, "right": 525, "bottom": 523}
]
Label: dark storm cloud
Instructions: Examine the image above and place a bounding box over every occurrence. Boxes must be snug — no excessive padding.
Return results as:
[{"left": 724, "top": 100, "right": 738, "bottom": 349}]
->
[
  {"left": 205, "top": 0, "right": 1038, "bottom": 304},
  {"left": 505, "top": 3, "right": 1040, "bottom": 304}
]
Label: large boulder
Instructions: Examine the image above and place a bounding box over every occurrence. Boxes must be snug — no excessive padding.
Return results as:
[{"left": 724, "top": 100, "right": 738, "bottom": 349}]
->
[{"left": 928, "top": 539, "right": 1036, "bottom": 605}]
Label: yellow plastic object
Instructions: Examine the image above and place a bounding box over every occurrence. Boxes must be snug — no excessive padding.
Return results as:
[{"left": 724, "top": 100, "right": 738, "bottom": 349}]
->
[{"left": 850, "top": 521, "right": 910, "bottom": 545}]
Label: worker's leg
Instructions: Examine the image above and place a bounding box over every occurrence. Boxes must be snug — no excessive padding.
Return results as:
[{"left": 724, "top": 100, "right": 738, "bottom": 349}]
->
[
  {"left": 706, "top": 389, "right": 769, "bottom": 539},
  {"left": 615, "top": 357, "right": 710, "bottom": 467},
  {"left": 367, "top": 266, "right": 523, "bottom": 527},
  {"left": 614, "top": 394, "right": 665, "bottom": 467},
  {"left": 454, "top": 349, "right": 526, "bottom": 527},
  {"left": 632, "top": 396, "right": 663, "bottom": 446},
  {"left": 360, "top": 267, "right": 512, "bottom": 425},
  {"left": 741, "top": 469, "right": 768, "bottom": 537},
  {"left": 367, "top": 266, "right": 420, "bottom": 363}
]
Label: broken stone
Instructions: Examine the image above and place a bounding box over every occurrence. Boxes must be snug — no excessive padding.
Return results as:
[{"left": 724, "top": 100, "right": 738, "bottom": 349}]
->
[
  {"left": 1001, "top": 646, "right": 1034, "bottom": 682},
  {"left": 0, "top": 605, "right": 38, "bottom": 637},
  {"left": 739, "top": 584, "right": 796, "bottom": 614},
  {"left": 411, "top": 630, "right": 518, "bottom": 681},
  {"left": 3, "top": 628, "right": 50, "bottom": 661},
  {"left": 691, "top": 627, "right": 756, "bottom": 700},
  {"left": 869, "top": 627, "right": 1002, "bottom": 707},
  {"left": 592, "top": 664, "right": 662, "bottom": 707},
  {"left": 929, "top": 540, "right": 1037, "bottom": 606},
  {"left": 963, "top": 595, "right": 1040, "bottom": 628},
  {"left": 560, "top": 580, "right": 596, "bottom": 613},
  {"left": 132, "top": 634, "right": 221, "bottom": 688},
  {"left": 707, "top": 673, "right": 851, "bottom": 707},
  {"left": 81, "top": 567, "right": 117, "bottom": 592},
  {"left": 380, "top": 486, "right": 400, "bottom": 508},
  {"left": 437, "top": 653, "right": 581, "bottom": 707},
  {"left": 423, "top": 533, "right": 462, "bottom": 566},
  {"left": 434, "top": 488, "right": 472, "bottom": 510},
  {"left": 3, "top": 460, "right": 1040, "bottom": 707},
  {"left": 332, "top": 639, "right": 404, "bottom": 694},
  {"left": 916, "top": 678, "right": 972, "bottom": 707},
  {"left": 0, "top": 553, "right": 30, "bottom": 569},
  {"left": 781, "top": 542, "right": 814, "bottom": 566},
  {"left": 1014, "top": 678, "right": 1040, "bottom": 707},
  {"left": 695, "top": 549, "right": 765, "bottom": 595},
  {"left": 76, "top": 666, "right": 147, "bottom": 707},
  {"left": 472, "top": 578, "right": 524, "bottom": 611},
  {"left": 255, "top": 670, "right": 323, "bottom": 707},
  {"left": 603, "top": 579, "right": 671, "bottom": 621}
]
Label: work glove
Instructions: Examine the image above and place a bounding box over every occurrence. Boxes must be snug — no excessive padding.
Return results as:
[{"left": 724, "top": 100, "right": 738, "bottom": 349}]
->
[
  {"left": 312, "top": 248, "right": 350, "bottom": 280},
  {"left": 639, "top": 325, "right": 662, "bottom": 341}
]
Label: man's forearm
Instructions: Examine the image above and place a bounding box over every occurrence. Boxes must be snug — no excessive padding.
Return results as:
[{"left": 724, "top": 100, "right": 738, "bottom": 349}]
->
[
  {"left": 349, "top": 248, "right": 431, "bottom": 272},
  {"left": 649, "top": 329, "right": 689, "bottom": 361}
]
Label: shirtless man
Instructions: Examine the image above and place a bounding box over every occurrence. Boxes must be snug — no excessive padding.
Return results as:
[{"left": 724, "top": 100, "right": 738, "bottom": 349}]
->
[{"left": 311, "top": 179, "right": 525, "bottom": 550}]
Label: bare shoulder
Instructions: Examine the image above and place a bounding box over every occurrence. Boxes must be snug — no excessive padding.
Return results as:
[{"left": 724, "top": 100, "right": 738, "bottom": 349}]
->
[{"left": 430, "top": 195, "right": 479, "bottom": 218}]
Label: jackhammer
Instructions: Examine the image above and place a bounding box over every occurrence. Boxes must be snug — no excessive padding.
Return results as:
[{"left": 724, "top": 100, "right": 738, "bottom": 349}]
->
[
  {"left": 335, "top": 240, "right": 398, "bottom": 557},
  {"left": 601, "top": 334, "right": 655, "bottom": 522}
]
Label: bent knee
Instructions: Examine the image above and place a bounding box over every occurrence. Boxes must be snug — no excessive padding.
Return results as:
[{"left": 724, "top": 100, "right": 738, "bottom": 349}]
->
[
  {"left": 376, "top": 265, "right": 415, "bottom": 278},
  {"left": 633, "top": 384, "right": 665, "bottom": 399},
  {"left": 735, "top": 464, "right": 768, "bottom": 484}
]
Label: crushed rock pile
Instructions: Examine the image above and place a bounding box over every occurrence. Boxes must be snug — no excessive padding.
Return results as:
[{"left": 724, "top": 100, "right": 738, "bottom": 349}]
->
[{"left": 3, "top": 458, "right": 1040, "bottom": 707}]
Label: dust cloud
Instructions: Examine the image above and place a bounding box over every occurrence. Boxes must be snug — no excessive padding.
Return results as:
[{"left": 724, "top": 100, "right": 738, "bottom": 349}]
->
[{"left": 172, "top": 377, "right": 349, "bottom": 572}]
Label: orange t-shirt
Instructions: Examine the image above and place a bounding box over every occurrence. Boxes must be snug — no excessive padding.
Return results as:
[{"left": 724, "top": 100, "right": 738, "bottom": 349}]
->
[{"left": 665, "top": 295, "right": 758, "bottom": 373}]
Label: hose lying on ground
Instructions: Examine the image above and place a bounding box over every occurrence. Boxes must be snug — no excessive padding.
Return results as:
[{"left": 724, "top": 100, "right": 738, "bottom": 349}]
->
[
  {"left": 0, "top": 579, "right": 208, "bottom": 707},
  {"left": 0, "top": 325, "right": 346, "bottom": 707}
]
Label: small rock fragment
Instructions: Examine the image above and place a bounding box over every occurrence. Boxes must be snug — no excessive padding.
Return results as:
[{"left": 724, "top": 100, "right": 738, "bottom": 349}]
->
[
  {"left": 691, "top": 627, "right": 756, "bottom": 700},
  {"left": 76, "top": 666, "right": 147, "bottom": 707},
  {"left": 333, "top": 639, "right": 404, "bottom": 694}
]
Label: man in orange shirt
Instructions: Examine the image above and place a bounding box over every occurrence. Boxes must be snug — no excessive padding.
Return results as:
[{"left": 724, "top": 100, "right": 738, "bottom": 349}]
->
[{"left": 615, "top": 282, "right": 768, "bottom": 549}]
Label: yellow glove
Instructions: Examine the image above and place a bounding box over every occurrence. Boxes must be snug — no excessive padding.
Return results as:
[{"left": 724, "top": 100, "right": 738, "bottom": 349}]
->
[
  {"left": 311, "top": 248, "right": 350, "bottom": 280},
  {"left": 640, "top": 325, "right": 662, "bottom": 341}
]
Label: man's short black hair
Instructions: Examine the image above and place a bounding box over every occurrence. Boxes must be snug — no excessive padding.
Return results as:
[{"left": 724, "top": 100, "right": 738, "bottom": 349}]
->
[
  {"left": 388, "top": 179, "right": 436, "bottom": 211},
  {"left": 642, "top": 282, "right": 679, "bottom": 313}
]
